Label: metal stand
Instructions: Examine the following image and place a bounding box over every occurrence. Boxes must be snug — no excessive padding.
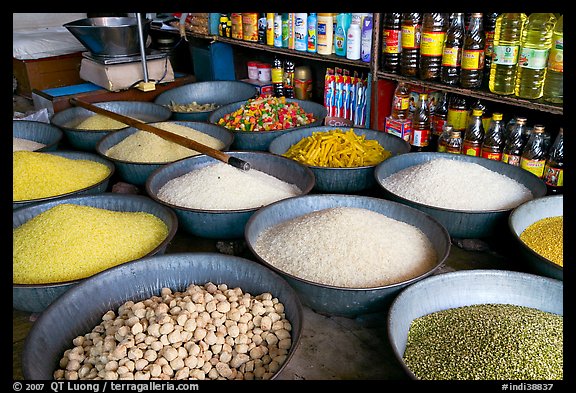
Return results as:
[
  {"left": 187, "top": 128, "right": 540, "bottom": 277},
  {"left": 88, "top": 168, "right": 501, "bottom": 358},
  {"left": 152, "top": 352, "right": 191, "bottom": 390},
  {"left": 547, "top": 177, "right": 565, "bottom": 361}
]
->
[{"left": 136, "top": 13, "right": 156, "bottom": 91}]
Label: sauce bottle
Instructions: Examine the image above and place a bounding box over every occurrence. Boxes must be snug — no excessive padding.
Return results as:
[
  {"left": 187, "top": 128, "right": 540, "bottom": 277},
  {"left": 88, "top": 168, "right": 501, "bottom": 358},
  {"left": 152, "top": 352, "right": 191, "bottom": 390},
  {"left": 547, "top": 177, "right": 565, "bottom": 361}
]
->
[
  {"left": 283, "top": 59, "right": 295, "bottom": 99},
  {"left": 272, "top": 56, "right": 285, "bottom": 97},
  {"left": 460, "top": 13, "right": 485, "bottom": 89},
  {"left": 447, "top": 94, "right": 468, "bottom": 133},
  {"left": 446, "top": 129, "right": 463, "bottom": 154},
  {"left": 501, "top": 116, "right": 527, "bottom": 167},
  {"left": 481, "top": 112, "right": 505, "bottom": 161},
  {"left": 381, "top": 13, "right": 402, "bottom": 74},
  {"left": 543, "top": 128, "right": 564, "bottom": 194},
  {"left": 462, "top": 107, "right": 485, "bottom": 156},
  {"left": 430, "top": 92, "right": 448, "bottom": 151},
  {"left": 441, "top": 13, "right": 465, "bottom": 86},
  {"left": 400, "top": 13, "right": 422, "bottom": 77},
  {"left": 419, "top": 13, "right": 448, "bottom": 81},
  {"left": 391, "top": 82, "right": 410, "bottom": 120},
  {"left": 437, "top": 124, "right": 453, "bottom": 153},
  {"left": 410, "top": 92, "right": 431, "bottom": 152},
  {"left": 520, "top": 125, "right": 548, "bottom": 178}
]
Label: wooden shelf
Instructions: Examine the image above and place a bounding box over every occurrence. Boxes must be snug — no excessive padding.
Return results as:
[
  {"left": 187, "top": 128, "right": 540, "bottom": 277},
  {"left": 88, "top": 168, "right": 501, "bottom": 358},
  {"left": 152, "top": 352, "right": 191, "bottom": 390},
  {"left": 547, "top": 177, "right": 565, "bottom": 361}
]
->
[{"left": 375, "top": 71, "right": 564, "bottom": 116}]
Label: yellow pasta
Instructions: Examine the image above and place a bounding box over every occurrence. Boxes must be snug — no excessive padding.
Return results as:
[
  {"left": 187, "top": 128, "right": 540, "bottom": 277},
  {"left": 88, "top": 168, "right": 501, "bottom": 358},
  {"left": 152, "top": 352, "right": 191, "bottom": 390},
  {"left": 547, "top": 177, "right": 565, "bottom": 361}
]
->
[{"left": 283, "top": 128, "right": 392, "bottom": 168}]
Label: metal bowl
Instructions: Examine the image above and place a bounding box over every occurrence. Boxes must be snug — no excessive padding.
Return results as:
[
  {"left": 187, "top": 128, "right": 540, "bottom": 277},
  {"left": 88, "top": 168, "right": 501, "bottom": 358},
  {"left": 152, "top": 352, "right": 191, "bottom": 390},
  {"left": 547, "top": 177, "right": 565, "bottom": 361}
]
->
[
  {"left": 22, "top": 252, "right": 303, "bottom": 380},
  {"left": 387, "top": 269, "right": 563, "bottom": 380},
  {"left": 508, "top": 195, "right": 563, "bottom": 281},
  {"left": 13, "top": 193, "right": 178, "bottom": 313},
  {"left": 208, "top": 98, "right": 327, "bottom": 151},
  {"left": 154, "top": 81, "right": 258, "bottom": 121},
  {"left": 146, "top": 151, "right": 315, "bottom": 239},
  {"left": 13, "top": 150, "right": 115, "bottom": 210},
  {"left": 244, "top": 194, "right": 451, "bottom": 318},
  {"left": 51, "top": 101, "right": 172, "bottom": 151},
  {"left": 13, "top": 120, "right": 63, "bottom": 152},
  {"left": 269, "top": 125, "right": 411, "bottom": 193},
  {"left": 96, "top": 121, "right": 234, "bottom": 186},
  {"left": 374, "top": 152, "right": 547, "bottom": 239},
  {"left": 64, "top": 17, "right": 151, "bottom": 57}
]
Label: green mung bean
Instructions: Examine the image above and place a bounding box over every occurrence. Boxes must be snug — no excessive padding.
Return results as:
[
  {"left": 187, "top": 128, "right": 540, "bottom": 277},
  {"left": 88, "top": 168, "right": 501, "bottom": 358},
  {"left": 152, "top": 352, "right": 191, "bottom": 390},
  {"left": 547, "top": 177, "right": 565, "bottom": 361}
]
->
[{"left": 403, "top": 303, "right": 563, "bottom": 380}]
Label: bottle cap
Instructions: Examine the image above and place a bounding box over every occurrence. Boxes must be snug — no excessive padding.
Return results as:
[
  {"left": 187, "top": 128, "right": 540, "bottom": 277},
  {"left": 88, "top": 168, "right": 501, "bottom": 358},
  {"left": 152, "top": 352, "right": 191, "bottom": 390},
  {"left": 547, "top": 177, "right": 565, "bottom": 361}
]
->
[
  {"left": 516, "top": 117, "right": 527, "bottom": 124},
  {"left": 533, "top": 125, "right": 545, "bottom": 133},
  {"left": 472, "top": 109, "right": 483, "bottom": 116},
  {"left": 492, "top": 113, "right": 503, "bottom": 121}
]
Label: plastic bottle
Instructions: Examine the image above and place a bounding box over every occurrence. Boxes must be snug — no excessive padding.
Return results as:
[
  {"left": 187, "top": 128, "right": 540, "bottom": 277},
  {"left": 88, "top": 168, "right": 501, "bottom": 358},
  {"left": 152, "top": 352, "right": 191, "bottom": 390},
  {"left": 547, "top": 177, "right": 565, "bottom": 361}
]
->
[
  {"left": 361, "top": 15, "right": 373, "bottom": 63},
  {"left": 543, "top": 127, "right": 564, "bottom": 194},
  {"left": 501, "top": 116, "right": 527, "bottom": 167},
  {"left": 542, "top": 14, "right": 563, "bottom": 104},
  {"left": 437, "top": 124, "right": 452, "bottom": 153},
  {"left": 294, "top": 13, "right": 308, "bottom": 52},
  {"left": 400, "top": 13, "right": 422, "bottom": 77},
  {"left": 441, "top": 13, "right": 465, "bottom": 86},
  {"left": 391, "top": 82, "right": 410, "bottom": 120},
  {"left": 460, "top": 13, "right": 485, "bottom": 89},
  {"left": 273, "top": 14, "right": 283, "bottom": 47},
  {"left": 317, "top": 13, "right": 334, "bottom": 55},
  {"left": 307, "top": 13, "right": 317, "bottom": 53},
  {"left": 462, "top": 107, "right": 485, "bottom": 156},
  {"left": 514, "top": 13, "right": 557, "bottom": 99},
  {"left": 447, "top": 94, "right": 468, "bottom": 133},
  {"left": 488, "top": 13, "right": 527, "bottom": 95},
  {"left": 294, "top": 65, "right": 313, "bottom": 100},
  {"left": 381, "top": 13, "right": 402, "bottom": 74},
  {"left": 346, "top": 21, "right": 361, "bottom": 60},
  {"left": 446, "top": 129, "right": 463, "bottom": 154},
  {"left": 480, "top": 112, "right": 505, "bottom": 161},
  {"left": 281, "top": 13, "right": 290, "bottom": 48},
  {"left": 430, "top": 92, "right": 448, "bottom": 151},
  {"left": 483, "top": 13, "right": 500, "bottom": 85},
  {"left": 272, "top": 56, "right": 284, "bottom": 97},
  {"left": 419, "top": 13, "right": 448, "bottom": 81},
  {"left": 266, "top": 13, "right": 275, "bottom": 46},
  {"left": 283, "top": 59, "right": 295, "bottom": 99},
  {"left": 334, "top": 13, "right": 352, "bottom": 57},
  {"left": 520, "top": 124, "right": 548, "bottom": 178},
  {"left": 410, "top": 93, "right": 432, "bottom": 152}
]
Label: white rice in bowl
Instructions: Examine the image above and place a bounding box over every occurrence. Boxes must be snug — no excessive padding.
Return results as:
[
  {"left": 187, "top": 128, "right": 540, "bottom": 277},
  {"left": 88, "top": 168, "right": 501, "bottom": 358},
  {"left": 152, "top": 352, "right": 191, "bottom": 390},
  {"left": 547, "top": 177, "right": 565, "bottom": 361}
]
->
[
  {"left": 252, "top": 206, "right": 438, "bottom": 288},
  {"left": 380, "top": 158, "right": 533, "bottom": 211}
]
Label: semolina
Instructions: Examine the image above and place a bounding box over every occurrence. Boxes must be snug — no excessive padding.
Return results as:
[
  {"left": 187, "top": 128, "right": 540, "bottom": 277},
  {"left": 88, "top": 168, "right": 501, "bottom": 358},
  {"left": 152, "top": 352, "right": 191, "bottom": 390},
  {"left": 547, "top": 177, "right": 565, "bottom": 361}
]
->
[
  {"left": 13, "top": 204, "right": 169, "bottom": 284},
  {"left": 74, "top": 114, "right": 128, "bottom": 130},
  {"left": 13, "top": 151, "right": 111, "bottom": 201},
  {"left": 520, "top": 216, "right": 563, "bottom": 267},
  {"left": 105, "top": 122, "right": 226, "bottom": 163}
]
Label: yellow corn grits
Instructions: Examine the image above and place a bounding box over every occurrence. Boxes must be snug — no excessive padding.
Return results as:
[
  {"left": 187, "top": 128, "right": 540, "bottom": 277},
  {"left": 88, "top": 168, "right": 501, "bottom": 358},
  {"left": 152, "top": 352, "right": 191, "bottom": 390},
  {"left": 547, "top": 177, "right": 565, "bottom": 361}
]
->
[
  {"left": 13, "top": 204, "right": 169, "bottom": 284},
  {"left": 13, "top": 151, "right": 111, "bottom": 201},
  {"left": 74, "top": 114, "right": 128, "bottom": 130},
  {"left": 283, "top": 128, "right": 392, "bottom": 168},
  {"left": 520, "top": 216, "right": 563, "bottom": 267}
]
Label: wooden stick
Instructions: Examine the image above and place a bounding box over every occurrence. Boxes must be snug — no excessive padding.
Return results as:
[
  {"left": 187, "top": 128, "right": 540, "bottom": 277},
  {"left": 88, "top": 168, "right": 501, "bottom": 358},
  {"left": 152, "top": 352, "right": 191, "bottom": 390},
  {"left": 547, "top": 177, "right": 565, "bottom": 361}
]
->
[{"left": 69, "top": 98, "right": 250, "bottom": 171}]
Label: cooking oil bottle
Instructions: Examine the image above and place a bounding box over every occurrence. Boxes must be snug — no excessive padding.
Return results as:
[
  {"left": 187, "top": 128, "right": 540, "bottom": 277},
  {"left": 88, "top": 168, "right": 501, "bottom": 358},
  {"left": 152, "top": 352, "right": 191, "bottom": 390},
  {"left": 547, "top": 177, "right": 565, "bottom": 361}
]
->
[
  {"left": 400, "top": 13, "right": 422, "bottom": 77},
  {"left": 514, "top": 13, "right": 557, "bottom": 100},
  {"left": 489, "top": 13, "right": 527, "bottom": 95},
  {"left": 460, "top": 13, "right": 485, "bottom": 89},
  {"left": 542, "top": 14, "right": 563, "bottom": 104},
  {"left": 381, "top": 13, "right": 402, "bottom": 74},
  {"left": 419, "top": 13, "right": 448, "bottom": 81}
]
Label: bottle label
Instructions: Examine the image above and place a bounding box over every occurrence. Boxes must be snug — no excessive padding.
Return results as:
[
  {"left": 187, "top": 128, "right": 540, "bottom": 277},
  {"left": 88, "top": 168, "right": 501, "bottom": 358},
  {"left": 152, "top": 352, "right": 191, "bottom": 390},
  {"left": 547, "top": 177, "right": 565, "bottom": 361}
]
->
[
  {"left": 420, "top": 32, "right": 446, "bottom": 56},
  {"left": 518, "top": 48, "right": 549, "bottom": 70},
  {"left": 461, "top": 49, "right": 484, "bottom": 70},
  {"left": 492, "top": 45, "right": 520, "bottom": 65},
  {"left": 271, "top": 68, "right": 283, "bottom": 84},
  {"left": 401, "top": 25, "right": 421, "bottom": 49},
  {"left": 441, "top": 47, "right": 461, "bottom": 67},
  {"left": 437, "top": 143, "right": 447, "bottom": 153},
  {"left": 410, "top": 128, "right": 430, "bottom": 147},
  {"left": 520, "top": 157, "right": 546, "bottom": 178},
  {"left": 548, "top": 38, "right": 563, "bottom": 72},
  {"left": 502, "top": 153, "right": 521, "bottom": 166},
  {"left": 484, "top": 31, "right": 495, "bottom": 57},
  {"left": 393, "top": 96, "right": 410, "bottom": 111},
  {"left": 543, "top": 165, "right": 563, "bottom": 187},
  {"left": 462, "top": 141, "right": 481, "bottom": 157},
  {"left": 446, "top": 145, "right": 462, "bottom": 154},
  {"left": 383, "top": 29, "right": 401, "bottom": 53},
  {"left": 481, "top": 150, "right": 503, "bottom": 161},
  {"left": 431, "top": 117, "right": 447, "bottom": 136},
  {"left": 447, "top": 109, "right": 468, "bottom": 131}
]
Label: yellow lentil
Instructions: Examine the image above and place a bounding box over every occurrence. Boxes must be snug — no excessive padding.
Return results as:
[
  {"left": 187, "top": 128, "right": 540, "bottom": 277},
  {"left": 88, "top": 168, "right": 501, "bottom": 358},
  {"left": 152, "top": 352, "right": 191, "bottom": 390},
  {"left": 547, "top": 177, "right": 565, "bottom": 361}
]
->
[
  {"left": 13, "top": 151, "right": 111, "bottom": 201},
  {"left": 283, "top": 128, "right": 392, "bottom": 168},
  {"left": 13, "top": 204, "right": 169, "bottom": 284},
  {"left": 74, "top": 114, "right": 128, "bottom": 130},
  {"left": 520, "top": 216, "right": 563, "bottom": 267}
]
